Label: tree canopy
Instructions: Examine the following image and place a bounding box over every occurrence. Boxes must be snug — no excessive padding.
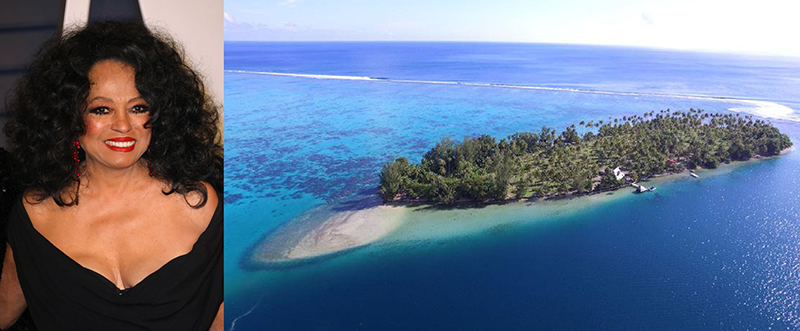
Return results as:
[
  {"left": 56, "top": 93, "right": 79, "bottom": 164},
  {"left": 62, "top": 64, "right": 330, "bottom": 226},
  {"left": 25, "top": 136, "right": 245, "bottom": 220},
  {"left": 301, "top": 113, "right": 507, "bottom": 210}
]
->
[{"left": 378, "top": 109, "right": 792, "bottom": 204}]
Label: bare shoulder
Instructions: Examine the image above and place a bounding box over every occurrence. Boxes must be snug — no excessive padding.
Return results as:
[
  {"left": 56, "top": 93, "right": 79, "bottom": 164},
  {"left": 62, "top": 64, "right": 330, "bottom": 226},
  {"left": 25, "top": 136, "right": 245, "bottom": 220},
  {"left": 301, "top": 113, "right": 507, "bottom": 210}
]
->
[
  {"left": 22, "top": 190, "right": 51, "bottom": 210},
  {"left": 21, "top": 190, "right": 38, "bottom": 210},
  {"left": 21, "top": 190, "right": 65, "bottom": 227},
  {"left": 183, "top": 181, "right": 218, "bottom": 211},
  {"left": 202, "top": 181, "right": 219, "bottom": 210},
  {"left": 178, "top": 181, "right": 219, "bottom": 230}
]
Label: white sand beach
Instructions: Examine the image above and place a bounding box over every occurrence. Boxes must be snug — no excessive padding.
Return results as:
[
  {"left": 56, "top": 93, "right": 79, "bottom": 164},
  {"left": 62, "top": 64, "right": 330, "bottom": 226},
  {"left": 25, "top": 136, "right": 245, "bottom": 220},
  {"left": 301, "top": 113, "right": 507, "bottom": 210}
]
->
[
  {"left": 285, "top": 205, "right": 405, "bottom": 259},
  {"left": 252, "top": 205, "right": 407, "bottom": 263}
]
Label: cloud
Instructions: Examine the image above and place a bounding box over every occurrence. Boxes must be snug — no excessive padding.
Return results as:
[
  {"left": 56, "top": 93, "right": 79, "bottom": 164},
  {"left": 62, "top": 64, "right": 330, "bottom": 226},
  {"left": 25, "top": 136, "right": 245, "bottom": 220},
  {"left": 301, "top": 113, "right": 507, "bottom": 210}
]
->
[
  {"left": 280, "top": 0, "right": 298, "bottom": 6},
  {"left": 224, "top": 12, "right": 235, "bottom": 23}
]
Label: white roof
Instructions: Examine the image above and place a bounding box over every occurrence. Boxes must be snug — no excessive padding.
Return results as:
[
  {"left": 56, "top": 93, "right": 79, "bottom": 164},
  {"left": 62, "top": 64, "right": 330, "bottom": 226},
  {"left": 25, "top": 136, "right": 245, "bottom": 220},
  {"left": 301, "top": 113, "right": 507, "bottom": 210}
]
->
[{"left": 613, "top": 167, "right": 624, "bottom": 180}]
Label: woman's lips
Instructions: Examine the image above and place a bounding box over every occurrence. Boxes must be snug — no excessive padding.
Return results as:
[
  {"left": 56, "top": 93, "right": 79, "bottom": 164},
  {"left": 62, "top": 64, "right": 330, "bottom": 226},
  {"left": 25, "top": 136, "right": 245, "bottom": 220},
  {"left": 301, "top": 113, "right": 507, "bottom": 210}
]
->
[{"left": 104, "top": 137, "right": 136, "bottom": 152}]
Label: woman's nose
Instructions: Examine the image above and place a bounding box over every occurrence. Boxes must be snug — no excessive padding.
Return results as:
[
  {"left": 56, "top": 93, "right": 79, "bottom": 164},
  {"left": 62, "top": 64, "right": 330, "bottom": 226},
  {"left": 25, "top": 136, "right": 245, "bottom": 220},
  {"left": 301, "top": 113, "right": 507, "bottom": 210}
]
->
[{"left": 111, "top": 111, "right": 132, "bottom": 133}]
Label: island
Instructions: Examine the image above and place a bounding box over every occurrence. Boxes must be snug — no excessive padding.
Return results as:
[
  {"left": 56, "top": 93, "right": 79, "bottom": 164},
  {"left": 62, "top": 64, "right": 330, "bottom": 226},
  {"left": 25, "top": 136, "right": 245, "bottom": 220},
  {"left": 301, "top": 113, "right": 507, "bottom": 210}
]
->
[
  {"left": 250, "top": 109, "right": 792, "bottom": 266},
  {"left": 379, "top": 109, "right": 792, "bottom": 204}
]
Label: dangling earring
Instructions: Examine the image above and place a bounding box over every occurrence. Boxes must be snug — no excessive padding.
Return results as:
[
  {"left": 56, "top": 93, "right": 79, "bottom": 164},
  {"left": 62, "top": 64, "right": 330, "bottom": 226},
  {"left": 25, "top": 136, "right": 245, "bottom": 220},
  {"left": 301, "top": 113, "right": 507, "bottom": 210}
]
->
[{"left": 72, "top": 138, "right": 81, "bottom": 182}]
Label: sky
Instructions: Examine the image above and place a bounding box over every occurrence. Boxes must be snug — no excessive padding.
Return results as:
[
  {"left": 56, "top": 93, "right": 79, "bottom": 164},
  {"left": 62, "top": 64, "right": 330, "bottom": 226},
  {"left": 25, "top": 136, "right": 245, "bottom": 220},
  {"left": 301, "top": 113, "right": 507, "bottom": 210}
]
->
[{"left": 224, "top": 0, "right": 800, "bottom": 56}]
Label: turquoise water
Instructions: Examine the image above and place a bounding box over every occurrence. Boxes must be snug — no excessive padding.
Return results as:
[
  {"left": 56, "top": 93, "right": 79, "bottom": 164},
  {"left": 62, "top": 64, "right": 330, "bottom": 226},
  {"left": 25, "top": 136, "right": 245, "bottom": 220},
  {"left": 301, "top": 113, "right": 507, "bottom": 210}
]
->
[{"left": 225, "top": 42, "right": 800, "bottom": 330}]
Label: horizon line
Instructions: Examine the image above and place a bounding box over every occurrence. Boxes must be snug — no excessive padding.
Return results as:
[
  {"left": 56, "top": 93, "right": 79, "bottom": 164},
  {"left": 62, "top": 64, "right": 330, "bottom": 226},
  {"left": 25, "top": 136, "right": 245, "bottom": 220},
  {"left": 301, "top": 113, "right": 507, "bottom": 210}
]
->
[{"left": 222, "top": 40, "right": 800, "bottom": 58}]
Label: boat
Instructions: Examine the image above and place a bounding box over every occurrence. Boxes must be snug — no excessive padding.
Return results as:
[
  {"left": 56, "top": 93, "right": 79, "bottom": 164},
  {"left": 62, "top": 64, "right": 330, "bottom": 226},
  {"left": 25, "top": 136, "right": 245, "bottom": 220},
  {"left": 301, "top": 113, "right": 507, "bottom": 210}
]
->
[
  {"left": 690, "top": 172, "right": 699, "bottom": 178},
  {"left": 633, "top": 183, "right": 656, "bottom": 193}
]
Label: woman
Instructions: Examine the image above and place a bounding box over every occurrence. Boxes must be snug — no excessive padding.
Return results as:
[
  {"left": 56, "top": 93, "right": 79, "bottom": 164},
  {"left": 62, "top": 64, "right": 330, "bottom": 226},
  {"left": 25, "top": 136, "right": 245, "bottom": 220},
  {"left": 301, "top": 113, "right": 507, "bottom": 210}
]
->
[{"left": 0, "top": 21, "right": 223, "bottom": 330}]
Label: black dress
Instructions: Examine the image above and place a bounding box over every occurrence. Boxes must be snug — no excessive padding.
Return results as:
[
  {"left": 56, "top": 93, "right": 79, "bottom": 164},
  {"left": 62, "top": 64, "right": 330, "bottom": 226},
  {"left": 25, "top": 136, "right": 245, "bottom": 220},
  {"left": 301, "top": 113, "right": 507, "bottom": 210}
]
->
[{"left": 6, "top": 197, "right": 223, "bottom": 331}]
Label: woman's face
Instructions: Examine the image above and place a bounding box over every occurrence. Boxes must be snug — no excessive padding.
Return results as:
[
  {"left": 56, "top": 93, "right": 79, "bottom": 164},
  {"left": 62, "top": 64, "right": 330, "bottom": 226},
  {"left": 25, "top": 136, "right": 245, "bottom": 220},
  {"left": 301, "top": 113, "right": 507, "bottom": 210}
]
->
[{"left": 80, "top": 60, "right": 152, "bottom": 172}]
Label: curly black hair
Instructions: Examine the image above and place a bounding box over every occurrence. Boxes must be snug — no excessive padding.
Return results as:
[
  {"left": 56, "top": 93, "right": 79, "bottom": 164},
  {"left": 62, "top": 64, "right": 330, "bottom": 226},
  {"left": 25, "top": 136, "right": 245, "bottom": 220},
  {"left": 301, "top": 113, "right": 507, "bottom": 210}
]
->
[{"left": 3, "top": 21, "right": 223, "bottom": 207}]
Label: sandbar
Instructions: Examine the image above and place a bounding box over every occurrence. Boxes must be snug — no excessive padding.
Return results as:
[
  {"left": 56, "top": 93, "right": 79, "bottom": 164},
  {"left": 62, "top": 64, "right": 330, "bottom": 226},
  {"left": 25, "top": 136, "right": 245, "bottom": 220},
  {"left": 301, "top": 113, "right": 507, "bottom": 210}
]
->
[{"left": 251, "top": 205, "right": 406, "bottom": 264}]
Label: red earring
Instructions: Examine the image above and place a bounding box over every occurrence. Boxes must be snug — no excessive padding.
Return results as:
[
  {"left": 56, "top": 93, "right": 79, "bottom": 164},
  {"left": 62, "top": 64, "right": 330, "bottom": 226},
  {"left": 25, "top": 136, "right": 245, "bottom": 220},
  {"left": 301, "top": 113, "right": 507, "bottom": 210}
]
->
[{"left": 72, "top": 139, "right": 81, "bottom": 181}]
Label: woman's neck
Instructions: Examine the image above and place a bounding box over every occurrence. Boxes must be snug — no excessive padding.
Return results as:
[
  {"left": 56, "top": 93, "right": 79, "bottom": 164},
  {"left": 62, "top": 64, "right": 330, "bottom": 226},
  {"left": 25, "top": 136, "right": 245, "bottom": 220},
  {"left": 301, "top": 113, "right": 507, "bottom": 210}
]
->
[{"left": 78, "top": 160, "right": 156, "bottom": 199}]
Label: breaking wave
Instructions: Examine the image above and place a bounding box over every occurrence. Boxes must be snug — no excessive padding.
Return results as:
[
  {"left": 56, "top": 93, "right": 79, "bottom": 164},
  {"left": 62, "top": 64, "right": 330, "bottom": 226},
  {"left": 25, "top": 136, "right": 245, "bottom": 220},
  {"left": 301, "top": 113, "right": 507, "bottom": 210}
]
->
[{"left": 226, "top": 70, "right": 800, "bottom": 122}]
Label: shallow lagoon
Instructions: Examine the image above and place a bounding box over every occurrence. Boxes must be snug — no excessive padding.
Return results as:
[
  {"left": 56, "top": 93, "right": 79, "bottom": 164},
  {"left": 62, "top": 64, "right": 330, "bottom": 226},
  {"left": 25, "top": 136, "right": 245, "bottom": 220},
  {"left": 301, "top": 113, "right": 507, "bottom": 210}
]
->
[{"left": 225, "top": 42, "right": 800, "bottom": 330}]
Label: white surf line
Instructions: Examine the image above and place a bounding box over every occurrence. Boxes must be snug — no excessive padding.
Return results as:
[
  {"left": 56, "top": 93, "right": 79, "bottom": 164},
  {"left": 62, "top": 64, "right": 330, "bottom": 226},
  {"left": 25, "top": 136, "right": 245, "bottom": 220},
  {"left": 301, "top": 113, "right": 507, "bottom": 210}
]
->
[
  {"left": 227, "top": 70, "right": 374, "bottom": 81},
  {"left": 728, "top": 100, "right": 800, "bottom": 122},
  {"left": 224, "top": 69, "right": 751, "bottom": 103},
  {"left": 227, "top": 298, "right": 262, "bottom": 331},
  {"left": 226, "top": 70, "right": 799, "bottom": 121}
]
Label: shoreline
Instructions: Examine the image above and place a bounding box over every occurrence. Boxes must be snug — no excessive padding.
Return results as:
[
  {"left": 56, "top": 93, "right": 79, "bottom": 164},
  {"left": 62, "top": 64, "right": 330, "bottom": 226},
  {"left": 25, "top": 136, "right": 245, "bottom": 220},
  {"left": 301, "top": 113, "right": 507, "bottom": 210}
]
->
[
  {"left": 248, "top": 150, "right": 790, "bottom": 267},
  {"left": 391, "top": 148, "right": 791, "bottom": 207}
]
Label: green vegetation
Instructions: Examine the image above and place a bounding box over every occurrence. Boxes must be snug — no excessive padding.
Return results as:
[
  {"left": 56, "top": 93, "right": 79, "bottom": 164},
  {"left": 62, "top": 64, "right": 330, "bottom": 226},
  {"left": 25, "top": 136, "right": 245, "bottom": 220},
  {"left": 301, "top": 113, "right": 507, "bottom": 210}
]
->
[{"left": 378, "top": 109, "right": 792, "bottom": 204}]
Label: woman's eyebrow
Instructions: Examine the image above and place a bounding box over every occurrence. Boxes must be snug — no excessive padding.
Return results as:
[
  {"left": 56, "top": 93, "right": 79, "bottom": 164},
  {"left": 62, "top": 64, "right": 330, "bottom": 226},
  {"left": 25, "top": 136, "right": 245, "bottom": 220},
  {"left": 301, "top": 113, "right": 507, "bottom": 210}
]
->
[
  {"left": 87, "top": 96, "right": 113, "bottom": 102},
  {"left": 86, "top": 96, "right": 146, "bottom": 103}
]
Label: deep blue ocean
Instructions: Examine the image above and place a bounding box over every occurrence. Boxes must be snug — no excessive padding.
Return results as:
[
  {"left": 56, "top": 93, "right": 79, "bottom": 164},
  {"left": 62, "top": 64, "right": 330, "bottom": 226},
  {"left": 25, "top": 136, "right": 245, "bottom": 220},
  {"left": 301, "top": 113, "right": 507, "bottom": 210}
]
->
[{"left": 224, "top": 42, "right": 800, "bottom": 330}]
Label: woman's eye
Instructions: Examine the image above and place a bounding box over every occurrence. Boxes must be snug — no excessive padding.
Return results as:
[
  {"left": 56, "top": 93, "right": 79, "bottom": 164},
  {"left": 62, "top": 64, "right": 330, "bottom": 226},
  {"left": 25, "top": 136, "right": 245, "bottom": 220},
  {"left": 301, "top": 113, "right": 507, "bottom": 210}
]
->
[
  {"left": 89, "top": 107, "right": 110, "bottom": 115},
  {"left": 131, "top": 105, "right": 150, "bottom": 114}
]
